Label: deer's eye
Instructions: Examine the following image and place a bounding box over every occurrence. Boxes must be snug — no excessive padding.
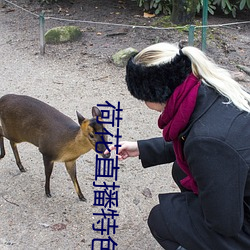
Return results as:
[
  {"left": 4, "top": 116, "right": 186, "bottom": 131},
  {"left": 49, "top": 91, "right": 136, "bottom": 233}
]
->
[{"left": 89, "top": 133, "right": 95, "bottom": 139}]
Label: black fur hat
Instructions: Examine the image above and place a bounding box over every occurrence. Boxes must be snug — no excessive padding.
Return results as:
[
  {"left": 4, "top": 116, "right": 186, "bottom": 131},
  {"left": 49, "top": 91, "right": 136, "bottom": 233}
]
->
[{"left": 125, "top": 52, "right": 192, "bottom": 103}]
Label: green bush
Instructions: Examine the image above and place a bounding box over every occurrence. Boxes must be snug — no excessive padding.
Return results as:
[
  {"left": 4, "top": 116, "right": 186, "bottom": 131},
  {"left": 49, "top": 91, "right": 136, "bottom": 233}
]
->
[
  {"left": 135, "top": 0, "right": 250, "bottom": 17},
  {"left": 212, "top": 0, "right": 250, "bottom": 17},
  {"left": 135, "top": 0, "right": 172, "bottom": 15},
  {"left": 196, "top": 0, "right": 216, "bottom": 15}
]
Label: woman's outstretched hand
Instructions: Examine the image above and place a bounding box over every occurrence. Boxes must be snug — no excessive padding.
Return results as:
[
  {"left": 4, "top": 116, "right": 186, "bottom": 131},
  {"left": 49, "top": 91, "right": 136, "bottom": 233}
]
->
[{"left": 105, "top": 141, "right": 139, "bottom": 160}]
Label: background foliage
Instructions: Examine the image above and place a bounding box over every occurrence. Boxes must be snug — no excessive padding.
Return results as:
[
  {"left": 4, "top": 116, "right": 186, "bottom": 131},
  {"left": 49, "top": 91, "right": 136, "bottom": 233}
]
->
[
  {"left": 135, "top": 0, "right": 250, "bottom": 17},
  {"left": 38, "top": 0, "right": 250, "bottom": 18}
]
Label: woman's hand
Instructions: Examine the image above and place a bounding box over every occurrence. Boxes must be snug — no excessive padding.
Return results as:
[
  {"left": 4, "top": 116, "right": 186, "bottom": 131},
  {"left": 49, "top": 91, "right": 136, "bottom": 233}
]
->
[{"left": 105, "top": 141, "right": 139, "bottom": 160}]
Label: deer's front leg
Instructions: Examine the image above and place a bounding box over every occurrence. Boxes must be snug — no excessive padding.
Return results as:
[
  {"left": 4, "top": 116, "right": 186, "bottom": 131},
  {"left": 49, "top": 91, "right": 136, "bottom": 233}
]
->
[
  {"left": 43, "top": 155, "right": 54, "bottom": 198},
  {"left": 65, "top": 160, "right": 86, "bottom": 201}
]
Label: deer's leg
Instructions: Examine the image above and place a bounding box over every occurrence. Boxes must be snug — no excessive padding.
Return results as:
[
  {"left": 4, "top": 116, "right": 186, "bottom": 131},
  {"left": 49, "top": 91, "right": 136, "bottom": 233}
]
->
[
  {"left": 65, "top": 161, "right": 86, "bottom": 201},
  {"left": 0, "top": 127, "right": 5, "bottom": 159},
  {"left": 10, "top": 141, "right": 25, "bottom": 172},
  {"left": 43, "top": 155, "right": 54, "bottom": 198}
]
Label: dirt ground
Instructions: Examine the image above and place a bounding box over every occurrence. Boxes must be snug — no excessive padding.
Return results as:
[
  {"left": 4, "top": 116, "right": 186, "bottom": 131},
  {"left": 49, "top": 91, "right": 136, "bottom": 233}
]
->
[{"left": 0, "top": 0, "right": 249, "bottom": 249}]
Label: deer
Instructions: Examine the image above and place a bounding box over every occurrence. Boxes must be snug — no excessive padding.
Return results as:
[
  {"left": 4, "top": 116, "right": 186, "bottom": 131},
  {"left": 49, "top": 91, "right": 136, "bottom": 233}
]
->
[{"left": 0, "top": 94, "right": 111, "bottom": 201}]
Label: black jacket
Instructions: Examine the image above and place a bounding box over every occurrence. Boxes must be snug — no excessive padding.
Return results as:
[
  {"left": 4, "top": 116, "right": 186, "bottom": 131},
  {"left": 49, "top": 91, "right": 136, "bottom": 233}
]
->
[{"left": 138, "top": 84, "right": 250, "bottom": 249}]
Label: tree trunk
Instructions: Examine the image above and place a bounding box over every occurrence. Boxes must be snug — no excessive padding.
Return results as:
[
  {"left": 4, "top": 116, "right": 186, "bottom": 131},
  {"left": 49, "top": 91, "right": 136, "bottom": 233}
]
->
[{"left": 171, "top": 0, "right": 198, "bottom": 25}]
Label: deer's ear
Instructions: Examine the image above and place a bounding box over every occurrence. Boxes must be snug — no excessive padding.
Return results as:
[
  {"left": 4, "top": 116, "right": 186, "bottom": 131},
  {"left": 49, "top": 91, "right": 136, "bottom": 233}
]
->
[
  {"left": 92, "top": 106, "right": 101, "bottom": 117},
  {"left": 76, "top": 111, "right": 85, "bottom": 125}
]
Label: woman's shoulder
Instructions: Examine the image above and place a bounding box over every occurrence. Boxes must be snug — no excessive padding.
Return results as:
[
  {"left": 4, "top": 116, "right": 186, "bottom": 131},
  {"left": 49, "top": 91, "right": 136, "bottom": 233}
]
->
[{"left": 184, "top": 84, "right": 250, "bottom": 148}]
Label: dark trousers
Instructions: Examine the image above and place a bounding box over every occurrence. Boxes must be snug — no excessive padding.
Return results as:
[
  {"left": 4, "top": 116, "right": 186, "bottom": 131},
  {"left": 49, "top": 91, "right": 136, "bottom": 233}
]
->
[{"left": 148, "top": 162, "right": 188, "bottom": 250}]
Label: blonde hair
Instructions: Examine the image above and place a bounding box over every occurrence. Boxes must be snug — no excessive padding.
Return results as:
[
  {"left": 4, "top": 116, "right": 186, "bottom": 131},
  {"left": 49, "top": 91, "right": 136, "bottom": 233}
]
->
[{"left": 134, "top": 42, "right": 250, "bottom": 113}]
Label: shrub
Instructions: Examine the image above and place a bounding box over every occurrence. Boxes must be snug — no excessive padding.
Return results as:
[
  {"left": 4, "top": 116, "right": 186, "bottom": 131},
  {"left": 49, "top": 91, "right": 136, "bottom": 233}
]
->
[
  {"left": 135, "top": 0, "right": 250, "bottom": 17},
  {"left": 135, "top": 0, "right": 172, "bottom": 15}
]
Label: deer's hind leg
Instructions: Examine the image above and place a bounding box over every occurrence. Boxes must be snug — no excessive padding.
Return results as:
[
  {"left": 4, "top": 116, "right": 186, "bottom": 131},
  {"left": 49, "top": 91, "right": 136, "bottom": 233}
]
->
[
  {"left": 65, "top": 161, "right": 86, "bottom": 201},
  {"left": 10, "top": 141, "right": 26, "bottom": 172},
  {"left": 0, "top": 126, "right": 5, "bottom": 159}
]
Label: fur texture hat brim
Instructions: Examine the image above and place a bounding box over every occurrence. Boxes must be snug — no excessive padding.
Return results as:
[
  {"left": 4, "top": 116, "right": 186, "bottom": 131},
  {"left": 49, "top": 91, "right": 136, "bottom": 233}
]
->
[{"left": 125, "top": 53, "right": 192, "bottom": 103}]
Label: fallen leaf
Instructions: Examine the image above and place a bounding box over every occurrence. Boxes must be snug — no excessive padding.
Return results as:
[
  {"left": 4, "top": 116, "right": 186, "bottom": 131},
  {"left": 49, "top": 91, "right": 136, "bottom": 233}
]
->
[{"left": 143, "top": 12, "right": 155, "bottom": 18}]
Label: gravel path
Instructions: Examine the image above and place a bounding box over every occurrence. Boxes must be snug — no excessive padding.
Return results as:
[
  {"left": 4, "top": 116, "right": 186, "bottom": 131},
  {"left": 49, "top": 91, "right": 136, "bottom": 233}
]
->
[{"left": 0, "top": 1, "right": 249, "bottom": 249}]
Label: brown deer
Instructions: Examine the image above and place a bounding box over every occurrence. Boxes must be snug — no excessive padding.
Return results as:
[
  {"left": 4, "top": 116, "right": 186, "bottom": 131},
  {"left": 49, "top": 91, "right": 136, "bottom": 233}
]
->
[{"left": 0, "top": 94, "right": 111, "bottom": 201}]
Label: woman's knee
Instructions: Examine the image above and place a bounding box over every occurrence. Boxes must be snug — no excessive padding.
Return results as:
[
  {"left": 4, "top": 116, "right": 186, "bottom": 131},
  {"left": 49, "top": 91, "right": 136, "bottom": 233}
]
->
[
  {"left": 148, "top": 204, "right": 168, "bottom": 241},
  {"left": 148, "top": 205, "right": 179, "bottom": 249},
  {"left": 148, "top": 204, "right": 161, "bottom": 232}
]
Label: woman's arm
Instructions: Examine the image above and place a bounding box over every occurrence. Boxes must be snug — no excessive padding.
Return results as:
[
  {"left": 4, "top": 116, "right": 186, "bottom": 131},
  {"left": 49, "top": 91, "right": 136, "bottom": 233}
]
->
[
  {"left": 138, "top": 137, "right": 175, "bottom": 168},
  {"left": 106, "top": 137, "right": 175, "bottom": 168}
]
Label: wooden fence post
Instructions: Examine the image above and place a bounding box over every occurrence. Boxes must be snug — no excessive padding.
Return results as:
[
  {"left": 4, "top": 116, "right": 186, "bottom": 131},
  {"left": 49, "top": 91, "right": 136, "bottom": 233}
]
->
[{"left": 39, "top": 11, "right": 45, "bottom": 55}]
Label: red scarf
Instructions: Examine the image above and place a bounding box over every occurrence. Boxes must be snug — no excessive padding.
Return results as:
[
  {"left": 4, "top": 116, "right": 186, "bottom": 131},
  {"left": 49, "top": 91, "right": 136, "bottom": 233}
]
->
[{"left": 158, "top": 73, "right": 200, "bottom": 194}]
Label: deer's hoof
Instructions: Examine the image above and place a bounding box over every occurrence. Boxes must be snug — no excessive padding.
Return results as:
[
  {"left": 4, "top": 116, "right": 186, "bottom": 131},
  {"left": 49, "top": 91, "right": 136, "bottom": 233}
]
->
[
  {"left": 79, "top": 196, "right": 87, "bottom": 202},
  {"left": 46, "top": 193, "right": 52, "bottom": 198}
]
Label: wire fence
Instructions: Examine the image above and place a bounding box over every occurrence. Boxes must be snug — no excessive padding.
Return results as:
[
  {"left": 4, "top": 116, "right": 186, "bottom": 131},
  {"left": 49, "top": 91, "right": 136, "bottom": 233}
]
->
[{"left": 3, "top": 0, "right": 250, "bottom": 55}]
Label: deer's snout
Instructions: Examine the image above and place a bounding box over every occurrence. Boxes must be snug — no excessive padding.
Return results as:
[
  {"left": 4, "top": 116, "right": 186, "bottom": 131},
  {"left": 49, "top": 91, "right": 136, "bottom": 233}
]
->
[
  {"left": 102, "top": 152, "right": 111, "bottom": 159},
  {"left": 96, "top": 142, "right": 111, "bottom": 159}
]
